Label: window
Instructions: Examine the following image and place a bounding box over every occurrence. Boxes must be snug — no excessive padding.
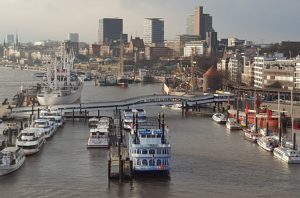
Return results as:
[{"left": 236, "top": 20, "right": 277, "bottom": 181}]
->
[
  {"left": 149, "top": 159, "right": 155, "bottom": 166},
  {"left": 142, "top": 149, "right": 147, "bottom": 154},
  {"left": 157, "top": 159, "right": 161, "bottom": 166},
  {"left": 137, "top": 159, "right": 140, "bottom": 165},
  {"left": 149, "top": 149, "right": 155, "bottom": 155},
  {"left": 157, "top": 149, "right": 161, "bottom": 154},
  {"left": 137, "top": 149, "right": 140, "bottom": 154},
  {"left": 142, "top": 159, "right": 148, "bottom": 166}
]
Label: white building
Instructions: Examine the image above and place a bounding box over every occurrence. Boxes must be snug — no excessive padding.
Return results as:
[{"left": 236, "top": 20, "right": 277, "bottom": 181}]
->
[
  {"left": 183, "top": 41, "right": 205, "bottom": 57},
  {"left": 295, "top": 63, "right": 300, "bottom": 90},
  {"left": 254, "top": 54, "right": 297, "bottom": 89}
]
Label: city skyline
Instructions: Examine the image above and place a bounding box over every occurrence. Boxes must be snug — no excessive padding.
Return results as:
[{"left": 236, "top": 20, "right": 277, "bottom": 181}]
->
[{"left": 0, "top": 0, "right": 300, "bottom": 43}]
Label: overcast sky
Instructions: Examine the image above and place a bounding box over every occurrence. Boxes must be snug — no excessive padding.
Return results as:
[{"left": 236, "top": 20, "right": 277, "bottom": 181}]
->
[{"left": 1, "top": 0, "right": 299, "bottom": 43}]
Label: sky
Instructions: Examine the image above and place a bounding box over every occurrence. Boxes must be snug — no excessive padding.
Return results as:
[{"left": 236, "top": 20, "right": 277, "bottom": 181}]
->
[{"left": 0, "top": 0, "right": 300, "bottom": 43}]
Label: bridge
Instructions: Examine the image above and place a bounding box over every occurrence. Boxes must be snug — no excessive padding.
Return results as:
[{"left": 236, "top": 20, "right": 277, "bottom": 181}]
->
[{"left": 11, "top": 93, "right": 235, "bottom": 118}]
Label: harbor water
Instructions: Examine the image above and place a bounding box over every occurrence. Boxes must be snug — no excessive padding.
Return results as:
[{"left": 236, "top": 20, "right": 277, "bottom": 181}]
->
[{"left": 1, "top": 68, "right": 300, "bottom": 198}]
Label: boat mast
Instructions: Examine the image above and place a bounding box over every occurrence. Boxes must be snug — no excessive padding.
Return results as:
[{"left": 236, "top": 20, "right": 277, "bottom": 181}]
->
[
  {"left": 291, "top": 88, "right": 296, "bottom": 150},
  {"left": 119, "top": 37, "right": 124, "bottom": 77}
]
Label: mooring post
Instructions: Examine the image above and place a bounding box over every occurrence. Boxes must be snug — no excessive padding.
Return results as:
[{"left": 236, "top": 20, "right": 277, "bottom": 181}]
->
[
  {"left": 37, "top": 108, "right": 40, "bottom": 119},
  {"left": 79, "top": 103, "right": 82, "bottom": 115},
  {"left": 98, "top": 110, "right": 100, "bottom": 118},
  {"left": 119, "top": 159, "right": 124, "bottom": 182},
  {"left": 72, "top": 108, "right": 75, "bottom": 122},
  {"left": 130, "top": 160, "right": 133, "bottom": 180},
  {"left": 85, "top": 110, "right": 87, "bottom": 121},
  {"left": 108, "top": 159, "right": 111, "bottom": 180},
  {"left": 181, "top": 101, "right": 184, "bottom": 117}
]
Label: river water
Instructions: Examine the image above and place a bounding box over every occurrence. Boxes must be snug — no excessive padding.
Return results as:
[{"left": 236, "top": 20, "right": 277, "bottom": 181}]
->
[{"left": 1, "top": 67, "right": 300, "bottom": 198}]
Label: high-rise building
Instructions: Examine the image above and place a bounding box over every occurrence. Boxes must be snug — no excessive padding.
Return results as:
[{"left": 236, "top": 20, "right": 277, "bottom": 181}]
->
[
  {"left": 6, "top": 34, "right": 14, "bottom": 45},
  {"left": 194, "top": 6, "right": 203, "bottom": 38},
  {"left": 143, "top": 18, "right": 164, "bottom": 45},
  {"left": 194, "top": 6, "right": 214, "bottom": 39},
  {"left": 186, "top": 15, "right": 195, "bottom": 35},
  {"left": 98, "top": 18, "right": 123, "bottom": 44},
  {"left": 68, "top": 33, "right": 79, "bottom": 43}
]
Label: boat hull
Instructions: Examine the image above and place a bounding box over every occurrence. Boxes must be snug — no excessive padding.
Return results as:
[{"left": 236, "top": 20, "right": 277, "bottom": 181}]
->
[
  {"left": 37, "top": 84, "right": 83, "bottom": 106},
  {"left": 0, "top": 156, "right": 25, "bottom": 176}
]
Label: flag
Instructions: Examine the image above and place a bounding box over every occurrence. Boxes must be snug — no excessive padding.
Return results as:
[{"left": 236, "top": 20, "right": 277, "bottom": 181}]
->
[
  {"left": 294, "top": 121, "right": 300, "bottom": 130},
  {"left": 245, "top": 101, "right": 249, "bottom": 114},
  {"left": 255, "top": 94, "right": 261, "bottom": 109},
  {"left": 267, "top": 109, "right": 272, "bottom": 120}
]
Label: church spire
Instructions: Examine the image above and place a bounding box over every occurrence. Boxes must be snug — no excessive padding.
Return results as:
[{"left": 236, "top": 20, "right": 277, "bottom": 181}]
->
[
  {"left": 15, "top": 32, "right": 19, "bottom": 46},
  {"left": 3, "top": 38, "right": 6, "bottom": 48}
]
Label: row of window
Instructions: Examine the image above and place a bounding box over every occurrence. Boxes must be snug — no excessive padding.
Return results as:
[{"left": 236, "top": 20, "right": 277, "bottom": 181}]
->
[
  {"left": 132, "top": 148, "right": 170, "bottom": 155},
  {"left": 136, "top": 158, "right": 169, "bottom": 166}
]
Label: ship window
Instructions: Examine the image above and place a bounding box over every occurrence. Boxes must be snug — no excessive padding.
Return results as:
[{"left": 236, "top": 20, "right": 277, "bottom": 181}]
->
[
  {"left": 149, "top": 159, "right": 155, "bottom": 166},
  {"left": 136, "top": 159, "right": 140, "bottom": 165},
  {"left": 141, "top": 135, "right": 146, "bottom": 138},
  {"left": 149, "top": 149, "right": 155, "bottom": 154},
  {"left": 157, "top": 159, "right": 161, "bottom": 166},
  {"left": 157, "top": 134, "right": 161, "bottom": 138},
  {"left": 142, "top": 149, "right": 147, "bottom": 154},
  {"left": 142, "top": 159, "right": 148, "bottom": 166}
]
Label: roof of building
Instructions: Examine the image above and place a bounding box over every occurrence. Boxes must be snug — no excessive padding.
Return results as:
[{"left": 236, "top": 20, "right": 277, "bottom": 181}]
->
[{"left": 203, "top": 66, "right": 220, "bottom": 77}]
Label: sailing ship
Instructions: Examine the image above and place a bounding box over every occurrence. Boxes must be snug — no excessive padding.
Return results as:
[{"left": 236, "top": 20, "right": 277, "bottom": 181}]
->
[{"left": 37, "top": 48, "right": 83, "bottom": 106}]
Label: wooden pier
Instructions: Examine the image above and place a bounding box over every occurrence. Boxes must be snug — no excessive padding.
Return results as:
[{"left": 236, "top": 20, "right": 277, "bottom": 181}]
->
[{"left": 107, "top": 112, "right": 133, "bottom": 181}]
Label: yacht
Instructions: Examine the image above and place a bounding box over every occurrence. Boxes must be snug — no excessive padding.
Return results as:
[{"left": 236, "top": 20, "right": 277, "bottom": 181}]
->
[
  {"left": 226, "top": 118, "right": 241, "bottom": 130},
  {"left": 88, "top": 117, "right": 100, "bottom": 128},
  {"left": 273, "top": 146, "right": 300, "bottom": 164},
  {"left": 128, "top": 115, "right": 171, "bottom": 174},
  {"left": 87, "top": 127, "right": 109, "bottom": 148},
  {"left": 37, "top": 48, "right": 83, "bottom": 106},
  {"left": 16, "top": 128, "right": 46, "bottom": 155},
  {"left": 212, "top": 113, "right": 227, "bottom": 124},
  {"left": 0, "top": 147, "right": 25, "bottom": 176},
  {"left": 40, "top": 108, "right": 65, "bottom": 127},
  {"left": 32, "top": 119, "right": 56, "bottom": 139},
  {"left": 170, "top": 104, "right": 182, "bottom": 111},
  {"left": 244, "top": 128, "right": 262, "bottom": 143},
  {"left": 257, "top": 136, "right": 279, "bottom": 152},
  {"left": 122, "top": 109, "right": 147, "bottom": 130}
]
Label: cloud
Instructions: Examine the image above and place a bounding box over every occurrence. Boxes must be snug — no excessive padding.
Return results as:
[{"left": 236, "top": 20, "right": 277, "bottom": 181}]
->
[{"left": 0, "top": 0, "right": 300, "bottom": 43}]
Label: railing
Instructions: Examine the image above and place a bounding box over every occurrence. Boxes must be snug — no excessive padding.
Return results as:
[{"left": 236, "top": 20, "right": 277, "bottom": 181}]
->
[{"left": 11, "top": 93, "right": 235, "bottom": 117}]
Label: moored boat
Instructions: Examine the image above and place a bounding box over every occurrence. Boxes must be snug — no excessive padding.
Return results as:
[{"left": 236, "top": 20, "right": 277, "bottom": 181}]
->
[
  {"left": 88, "top": 117, "right": 100, "bottom": 128},
  {"left": 16, "top": 128, "right": 46, "bottom": 155},
  {"left": 87, "top": 127, "right": 109, "bottom": 148},
  {"left": 0, "top": 147, "right": 25, "bottom": 176},
  {"left": 128, "top": 114, "right": 171, "bottom": 174},
  {"left": 257, "top": 136, "right": 279, "bottom": 152},
  {"left": 37, "top": 48, "right": 83, "bottom": 106},
  {"left": 32, "top": 119, "right": 56, "bottom": 139},
  {"left": 244, "top": 129, "right": 262, "bottom": 143},
  {"left": 273, "top": 146, "right": 300, "bottom": 164},
  {"left": 212, "top": 113, "right": 227, "bottom": 124},
  {"left": 226, "top": 118, "right": 241, "bottom": 130},
  {"left": 40, "top": 108, "right": 65, "bottom": 127}
]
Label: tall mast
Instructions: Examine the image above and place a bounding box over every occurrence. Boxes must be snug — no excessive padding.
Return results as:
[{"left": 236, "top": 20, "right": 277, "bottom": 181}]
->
[{"left": 120, "top": 38, "right": 124, "bottom": 77}]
